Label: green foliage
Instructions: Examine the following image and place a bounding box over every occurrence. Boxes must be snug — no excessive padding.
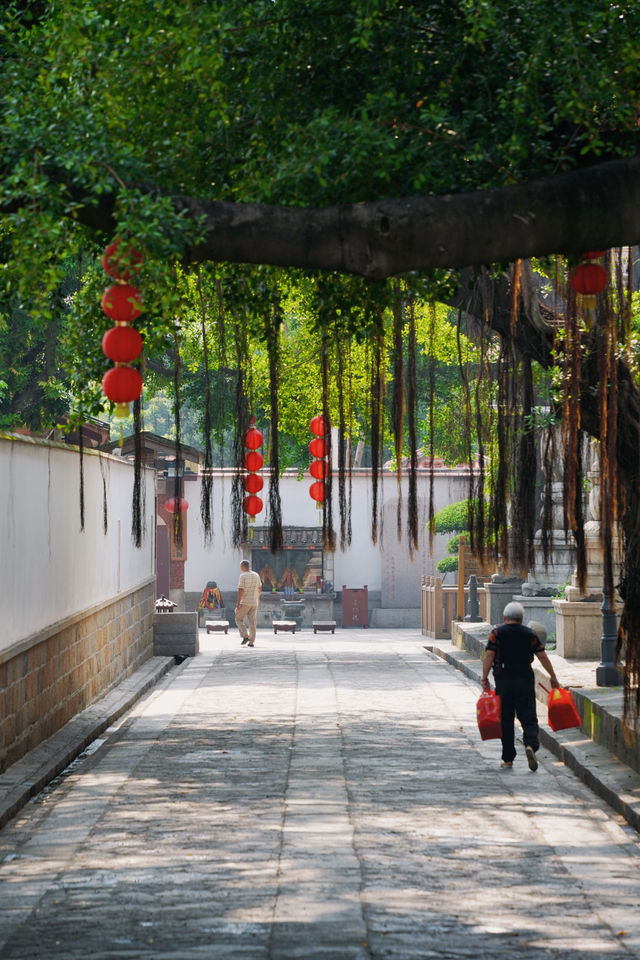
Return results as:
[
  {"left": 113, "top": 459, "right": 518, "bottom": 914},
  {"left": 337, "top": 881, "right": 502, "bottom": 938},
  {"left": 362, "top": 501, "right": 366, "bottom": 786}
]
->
[
  {"left": 432, "top": 499, "right": 474, "bottom": 534},
  {"left": 3, "top": 1, "right": 640, "bottom": 259},
  {"left": 447, "top": 534, "right": 462, "bottom": 555},
  {"left": 436, "top": 555, "right": 459, "bottom": 574}
]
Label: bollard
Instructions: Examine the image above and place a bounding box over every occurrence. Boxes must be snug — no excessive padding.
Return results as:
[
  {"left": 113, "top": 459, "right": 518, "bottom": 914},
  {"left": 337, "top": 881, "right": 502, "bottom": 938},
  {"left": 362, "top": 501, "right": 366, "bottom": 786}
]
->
[
  {"left": 464, "top": 575, "right": 482, "bottom": 623},
  {"left": 595, "top": 597, "right": 622, "bottom": 686}
]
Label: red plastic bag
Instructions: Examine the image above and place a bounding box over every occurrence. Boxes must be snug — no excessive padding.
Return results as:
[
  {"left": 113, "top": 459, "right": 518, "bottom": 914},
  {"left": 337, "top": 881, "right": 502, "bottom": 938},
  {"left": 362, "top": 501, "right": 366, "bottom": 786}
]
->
[
  {"left": 476, "top": 690, "right": 502, "bottom": 740},
  {"left": 545, "top": 686, "right": 581, "bottom": 732}
]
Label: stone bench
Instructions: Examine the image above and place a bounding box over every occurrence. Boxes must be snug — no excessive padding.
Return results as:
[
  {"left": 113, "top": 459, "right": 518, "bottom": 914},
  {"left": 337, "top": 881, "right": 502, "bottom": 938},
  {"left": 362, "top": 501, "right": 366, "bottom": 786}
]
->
[
  {"left": 312, "top": 621, "right": 337, "bottom": 634},
  {"left": 273, "top": 620, "right": 297, "bottom": 634},
  {"left": 206, "top": 620, "right": 230, "bottom": 634}
]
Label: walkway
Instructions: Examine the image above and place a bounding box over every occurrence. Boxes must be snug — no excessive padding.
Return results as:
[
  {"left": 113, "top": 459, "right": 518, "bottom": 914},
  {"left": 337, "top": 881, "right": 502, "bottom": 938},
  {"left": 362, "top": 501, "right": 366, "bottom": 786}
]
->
[{"left": 0, "top": 630, "right": 639, "bottom": 959}]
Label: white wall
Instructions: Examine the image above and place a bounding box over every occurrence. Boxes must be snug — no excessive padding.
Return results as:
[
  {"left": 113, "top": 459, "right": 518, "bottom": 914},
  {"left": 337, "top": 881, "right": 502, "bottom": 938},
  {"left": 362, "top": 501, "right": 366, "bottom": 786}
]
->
[
  {"left": 0, "top": 433, "right": 156, "bottom": 652},
  {"left": 183, "top": 467, "right": 471, "bottom": 606}
]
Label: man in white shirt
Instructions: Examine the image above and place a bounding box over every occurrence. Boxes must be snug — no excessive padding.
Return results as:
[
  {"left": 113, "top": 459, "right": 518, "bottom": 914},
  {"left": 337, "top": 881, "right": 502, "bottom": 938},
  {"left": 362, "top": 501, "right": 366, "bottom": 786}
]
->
[{"left": 236, "top": 560, "right": 262, "bottom": 647}]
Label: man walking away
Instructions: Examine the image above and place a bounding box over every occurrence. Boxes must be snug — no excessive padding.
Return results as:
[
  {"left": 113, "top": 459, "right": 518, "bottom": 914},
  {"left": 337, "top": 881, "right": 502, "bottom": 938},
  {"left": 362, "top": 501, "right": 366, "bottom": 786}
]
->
[
  {"left": 236, "top": 560, "right": 262, "bottom": 648},
  {"left": 481, "top": 601, "right": 560, "bottom": 770}
]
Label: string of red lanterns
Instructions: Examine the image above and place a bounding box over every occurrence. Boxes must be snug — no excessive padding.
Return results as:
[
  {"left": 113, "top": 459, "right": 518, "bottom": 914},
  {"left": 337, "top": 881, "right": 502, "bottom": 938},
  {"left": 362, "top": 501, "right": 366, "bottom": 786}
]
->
[
  {"left": 309, "top": 415, "right": 329, "bottom": 507},
  {"left": 243, "top": 419, "right": 264, "bottom": 524},
  {"left": 100, "top": 240, "right": 144, "bottom": 418}
]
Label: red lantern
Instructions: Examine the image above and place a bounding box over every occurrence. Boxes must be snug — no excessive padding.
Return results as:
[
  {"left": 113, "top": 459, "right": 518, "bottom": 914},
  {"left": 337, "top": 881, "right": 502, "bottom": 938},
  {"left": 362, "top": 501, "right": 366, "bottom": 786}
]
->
[
  {"left": 309, "top": 437, "right": 327, "bottom": 459},
  {"left": 570, "top": 263, "right": 607, "bottom": 296},
  {"left": 102, "top": 240, "right": 143, "bottom": 282},
  {"left": 244, "top": 450, "right": 264, "bottom": 472},
  {"left": 102, "top": 325, "right": 143, "bottom": 363},
  {"left": 309, "top": 481, "right": 325, "bottom": 503},
  {"left": 102, "top": 366, "right": 143, "bottom": 404},
  {"left": 243, "top": 494, "right": 263, "bottom": 519},
  {"left": 243, "top": 473, "right": 264, "bottom": 493},
  {"left": 244, "top": 427, "right": 264, "bottom": 449},
  {"left": 581, "top": 251, "right": 606, "bottom": 259},
  {"left": 310, "top": 415, "right": 329, "bottom": 437},
  {"left": 310, "top": 459, "right": 329, "bottom": 480},
  {"left": 165, "top": 497, "right": 189, "bottom": 513},
  {"left": 101, "top": 284, "right": 143, "bottom": 323}
]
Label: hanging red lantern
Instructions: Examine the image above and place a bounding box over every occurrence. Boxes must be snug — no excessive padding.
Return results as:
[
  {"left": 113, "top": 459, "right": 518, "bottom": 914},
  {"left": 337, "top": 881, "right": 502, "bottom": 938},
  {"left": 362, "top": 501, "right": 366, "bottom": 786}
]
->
[
  {"left": 165, "top": 497, "right": 189, "bottom": 513},
  {"left": 569, "top": 262, "right": 607, "bottom": 296},
  {"left": 581, "top": 251, "right": 606, "bottom": 260},
  {"left": 243, "top": 494, "right": 263, "bottom": 520},
  {"left": 310, "top": 459, "right": 329, "bottom": 480},
  {"left": 309, "top": 437, "right": 327, "bottom": 459},
  {"left": 101, "top": 240, "right": 143, "bottom": 282},
  {"left": 244, "top": 427, "right": 264, "bottom": 449},
  {"left": 101, "top": 284, "right": 144, "bottom": 323},
  {"left": 310, "top": 415, "right": 329, "bottom": 437},
  {"left": 102, "top": 366, "right": 143, "bottom": 418},
  {"left": 102, "top": 366, "right": 143, "bottom": 403},
  {"left": 243, "top": 473, "right": 264, "bottom": 494},
  {"left": 309, "top": 481, "right": 325, "bottom": 504},
  {"left": 244, "top": 450, "right": 264, "bottom": 472},
  {"left": 101, "top": 325, "right": 143, "bottom": 363}
]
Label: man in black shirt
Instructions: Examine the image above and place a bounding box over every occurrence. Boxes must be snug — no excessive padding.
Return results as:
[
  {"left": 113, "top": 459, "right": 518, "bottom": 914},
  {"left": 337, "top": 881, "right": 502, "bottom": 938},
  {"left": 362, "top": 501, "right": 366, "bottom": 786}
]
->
[{"left": 481, "top": 601, "right": 560, "bottom": 770}]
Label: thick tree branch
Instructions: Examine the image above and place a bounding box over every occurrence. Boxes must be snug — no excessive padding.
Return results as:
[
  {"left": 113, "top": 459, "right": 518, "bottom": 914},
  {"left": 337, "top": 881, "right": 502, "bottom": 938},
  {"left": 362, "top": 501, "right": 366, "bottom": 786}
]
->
[
  {"left": 4, "top": 155, "right": 640, "bottom": 278},
  {"left": 181, "top": 156, "right": 640, "bottom": 278}
]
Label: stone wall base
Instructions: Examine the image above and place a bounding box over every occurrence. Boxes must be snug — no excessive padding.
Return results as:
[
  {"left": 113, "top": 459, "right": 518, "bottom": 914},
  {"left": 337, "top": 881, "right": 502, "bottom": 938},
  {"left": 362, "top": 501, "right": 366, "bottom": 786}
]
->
[{"left": 0, "top": 580, "right": 155, "bottom": 774}]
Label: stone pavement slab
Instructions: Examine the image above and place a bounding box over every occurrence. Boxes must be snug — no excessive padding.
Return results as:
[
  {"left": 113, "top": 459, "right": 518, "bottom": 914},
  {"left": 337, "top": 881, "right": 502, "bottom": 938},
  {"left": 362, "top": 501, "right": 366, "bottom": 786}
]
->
[{"left": 0, "top": 630, "right": 639, "bottom": 959}]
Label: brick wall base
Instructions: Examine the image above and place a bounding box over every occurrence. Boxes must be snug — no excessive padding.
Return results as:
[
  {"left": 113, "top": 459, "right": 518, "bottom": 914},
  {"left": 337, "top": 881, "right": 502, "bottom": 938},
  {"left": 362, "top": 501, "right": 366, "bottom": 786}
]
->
[{"left": 0, "top": 579, "right": 155, "bottom": 773}]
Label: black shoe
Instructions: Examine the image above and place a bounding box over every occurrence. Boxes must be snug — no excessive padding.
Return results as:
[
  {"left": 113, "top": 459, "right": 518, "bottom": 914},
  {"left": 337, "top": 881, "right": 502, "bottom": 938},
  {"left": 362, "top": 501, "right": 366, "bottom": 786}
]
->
[
  {"left": 240, "top": 637, "right": 250, "bottom": 645},
  {"left": 526, "top": 745, "right": 538, "bottom": 771}
]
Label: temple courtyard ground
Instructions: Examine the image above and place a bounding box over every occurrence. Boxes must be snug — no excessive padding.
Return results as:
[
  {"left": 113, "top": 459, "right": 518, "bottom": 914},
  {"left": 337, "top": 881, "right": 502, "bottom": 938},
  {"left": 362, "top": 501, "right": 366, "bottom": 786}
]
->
[{"left": 0, "top": 629, "right": 639, "bottom": 959}]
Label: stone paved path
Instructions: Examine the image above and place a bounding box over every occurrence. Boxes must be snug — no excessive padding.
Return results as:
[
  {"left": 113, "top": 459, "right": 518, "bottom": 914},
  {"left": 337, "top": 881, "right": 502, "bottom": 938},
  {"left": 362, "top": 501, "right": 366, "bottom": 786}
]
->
[{"left": 0, "top": 630, "right": 639, "bottom": 959}]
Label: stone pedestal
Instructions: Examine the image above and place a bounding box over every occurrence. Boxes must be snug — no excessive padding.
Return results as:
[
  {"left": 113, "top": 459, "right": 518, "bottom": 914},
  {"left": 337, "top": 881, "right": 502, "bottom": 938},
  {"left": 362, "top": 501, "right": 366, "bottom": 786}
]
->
[
  {"left": 520, "top": 533, "right": 576, "bottom": 597},
  {"left": 154, "top": 611, "right": 199, "bottom": 657},
  {"left": 552, "top": 599, "right": 612, "bottom": 659},
  {"left": 485, "top": 577, "right": 523, "bottom": 626},
  {"left": 520, "top": 471, "right": 577, "bottom": 598}
]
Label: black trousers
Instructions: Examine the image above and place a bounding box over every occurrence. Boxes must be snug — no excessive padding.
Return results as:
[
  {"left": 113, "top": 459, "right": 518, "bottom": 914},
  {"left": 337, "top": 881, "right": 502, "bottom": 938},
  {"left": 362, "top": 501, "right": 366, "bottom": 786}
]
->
[{"left": 495, "top": 668, "right": 539, "bottom": 763}]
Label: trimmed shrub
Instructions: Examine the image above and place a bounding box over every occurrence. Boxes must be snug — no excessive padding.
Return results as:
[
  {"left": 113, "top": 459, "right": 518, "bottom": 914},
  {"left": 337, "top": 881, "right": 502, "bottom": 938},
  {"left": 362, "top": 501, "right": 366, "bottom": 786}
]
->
[{"left": 432, "top": 499, "right": 476, "bottom": 534}]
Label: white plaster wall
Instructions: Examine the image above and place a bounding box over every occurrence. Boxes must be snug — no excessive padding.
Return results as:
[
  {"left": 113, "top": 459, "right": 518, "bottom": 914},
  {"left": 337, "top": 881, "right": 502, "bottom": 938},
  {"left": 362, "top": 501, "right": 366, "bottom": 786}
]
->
[
  {"left": 0, "top": 434, "right": 155, "bottom": 652},
  {"left": 184, "top": 468, "right": 471, "bottom": 604}
]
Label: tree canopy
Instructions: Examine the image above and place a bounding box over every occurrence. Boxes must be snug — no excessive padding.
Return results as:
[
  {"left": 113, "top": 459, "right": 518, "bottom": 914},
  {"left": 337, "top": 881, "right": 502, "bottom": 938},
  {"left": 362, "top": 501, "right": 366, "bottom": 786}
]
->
[{"left": 2, "top": 1, "right": 640, "bottom": 273}]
